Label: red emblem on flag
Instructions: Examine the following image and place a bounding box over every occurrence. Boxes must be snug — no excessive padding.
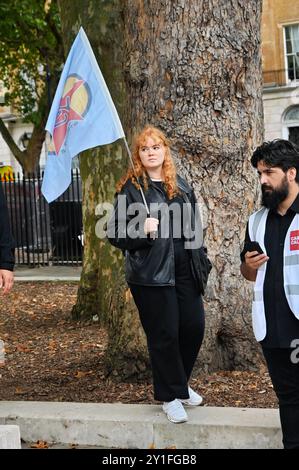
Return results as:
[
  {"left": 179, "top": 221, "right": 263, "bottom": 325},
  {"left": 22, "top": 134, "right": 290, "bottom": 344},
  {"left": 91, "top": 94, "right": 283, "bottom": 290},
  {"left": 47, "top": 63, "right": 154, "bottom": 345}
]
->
[{"left": 52, "top": 74, "right": 90, "bottom": 155}]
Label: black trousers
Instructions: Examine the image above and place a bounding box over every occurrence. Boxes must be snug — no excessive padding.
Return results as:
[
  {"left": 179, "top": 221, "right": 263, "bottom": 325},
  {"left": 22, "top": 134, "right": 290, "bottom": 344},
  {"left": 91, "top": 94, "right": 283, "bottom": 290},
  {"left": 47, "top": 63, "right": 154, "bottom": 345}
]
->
[
  {"left": 129, "top": 241, "right": 205, "bottom": 402},
  {"left": 262, "top": 347, "right": 299, "bottom": 449}
]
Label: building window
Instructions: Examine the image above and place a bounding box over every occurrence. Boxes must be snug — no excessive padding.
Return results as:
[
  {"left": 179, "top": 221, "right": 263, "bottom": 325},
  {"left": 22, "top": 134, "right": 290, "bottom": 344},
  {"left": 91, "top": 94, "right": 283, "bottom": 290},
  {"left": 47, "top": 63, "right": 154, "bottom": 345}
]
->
[
  {"left": 284, "top": 106, "right": 299, "bottom": 146},
  {"left": 71, "top": 155, "right": 80, "bottom": 171},
  {"left": 18, "top": 132, "right": 32, "bottom": 150},
  {"left": 285, "top": 24, "right": 299, "bottom": 82}
]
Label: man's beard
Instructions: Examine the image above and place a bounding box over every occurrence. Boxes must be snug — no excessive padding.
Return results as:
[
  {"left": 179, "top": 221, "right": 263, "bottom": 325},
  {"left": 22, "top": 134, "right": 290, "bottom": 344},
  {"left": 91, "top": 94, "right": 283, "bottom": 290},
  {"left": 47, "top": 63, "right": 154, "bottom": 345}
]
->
[{"left": 261, "top": 176, "right": 289, "bottom": 210}]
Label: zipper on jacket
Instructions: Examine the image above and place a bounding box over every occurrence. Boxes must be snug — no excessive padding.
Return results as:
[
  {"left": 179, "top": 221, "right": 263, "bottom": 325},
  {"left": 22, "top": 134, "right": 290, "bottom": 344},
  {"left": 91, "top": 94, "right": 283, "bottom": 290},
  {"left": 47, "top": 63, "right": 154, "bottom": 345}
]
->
[{"left": 150, "top": 181, "right": 176, "bottom": 286}]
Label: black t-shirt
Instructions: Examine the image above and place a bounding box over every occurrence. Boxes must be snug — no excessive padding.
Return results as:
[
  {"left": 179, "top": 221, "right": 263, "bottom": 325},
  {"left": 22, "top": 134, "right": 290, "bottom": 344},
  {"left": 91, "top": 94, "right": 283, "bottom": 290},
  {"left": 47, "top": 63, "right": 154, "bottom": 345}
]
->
[
  {"left": 150, "top": 180, "right": 185, "bottom": 243},
  {"left": 240, "top": 195, "right": 299, "bottom": 348}
]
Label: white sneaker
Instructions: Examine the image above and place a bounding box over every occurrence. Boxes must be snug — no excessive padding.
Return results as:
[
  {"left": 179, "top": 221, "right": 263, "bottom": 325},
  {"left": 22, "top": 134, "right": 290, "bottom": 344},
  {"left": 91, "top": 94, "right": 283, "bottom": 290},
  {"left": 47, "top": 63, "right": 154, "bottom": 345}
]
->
[
  {"left": 179, "top": 386, "right": 203, "bottom": 406},
  {"left": 162, "top": 399, "right": 188, "bottom": 423}
]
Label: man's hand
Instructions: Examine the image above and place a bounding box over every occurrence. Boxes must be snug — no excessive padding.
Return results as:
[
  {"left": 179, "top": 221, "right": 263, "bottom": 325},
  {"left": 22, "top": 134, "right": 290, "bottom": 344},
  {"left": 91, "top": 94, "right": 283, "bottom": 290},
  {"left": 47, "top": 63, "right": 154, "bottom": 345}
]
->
[
  {"left": 240, "top": 251, "right": 269, "bottom": 282},
  {"left": 0, "top": 269, "right": 14, "bottom": 294},
  {"left": 245, "top": 251, "right": 269, "bottom": 270}
]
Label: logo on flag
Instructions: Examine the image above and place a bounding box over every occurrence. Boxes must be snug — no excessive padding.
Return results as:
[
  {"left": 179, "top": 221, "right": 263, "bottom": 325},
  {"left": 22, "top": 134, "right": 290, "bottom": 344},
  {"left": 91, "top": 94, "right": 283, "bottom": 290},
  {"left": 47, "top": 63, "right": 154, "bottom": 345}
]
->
[
  {"left": 42, "top": 27, "right": 125, "bottom": 203},
  {"left": 49, "top": 74, "right": 91, "bottom": 156}
]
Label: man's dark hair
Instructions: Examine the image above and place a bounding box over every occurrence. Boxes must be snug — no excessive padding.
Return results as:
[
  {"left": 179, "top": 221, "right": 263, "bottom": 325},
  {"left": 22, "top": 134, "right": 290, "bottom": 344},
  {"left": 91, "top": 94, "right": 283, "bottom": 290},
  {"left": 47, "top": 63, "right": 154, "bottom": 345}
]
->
[{"left": 251, "top": 139, "right": 299, "bottom": 182}]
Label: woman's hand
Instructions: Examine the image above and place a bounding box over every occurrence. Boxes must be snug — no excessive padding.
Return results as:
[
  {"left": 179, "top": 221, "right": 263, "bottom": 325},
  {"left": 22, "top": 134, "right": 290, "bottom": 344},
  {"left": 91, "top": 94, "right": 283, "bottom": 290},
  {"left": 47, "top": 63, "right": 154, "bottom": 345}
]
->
[{"left": 144, "top": 217, "right": 159, "bottom": 236}]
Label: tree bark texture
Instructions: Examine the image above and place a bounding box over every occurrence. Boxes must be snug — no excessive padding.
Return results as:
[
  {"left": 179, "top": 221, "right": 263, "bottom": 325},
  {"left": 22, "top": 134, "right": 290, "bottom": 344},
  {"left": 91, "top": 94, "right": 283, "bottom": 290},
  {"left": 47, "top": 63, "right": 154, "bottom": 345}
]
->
[
  {"left": 58, "top": 0, "right": 149, "bottom": 378},
  {"left": 124, "top": 0, "right": 264, "bottom": 372}
]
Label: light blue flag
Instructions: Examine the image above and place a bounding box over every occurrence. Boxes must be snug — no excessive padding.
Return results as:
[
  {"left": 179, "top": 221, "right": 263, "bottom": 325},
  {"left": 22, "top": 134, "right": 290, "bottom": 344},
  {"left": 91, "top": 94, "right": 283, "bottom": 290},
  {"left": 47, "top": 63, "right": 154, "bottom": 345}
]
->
[{"left": 41, "top": 27, "right": 125, "bottom": 203}]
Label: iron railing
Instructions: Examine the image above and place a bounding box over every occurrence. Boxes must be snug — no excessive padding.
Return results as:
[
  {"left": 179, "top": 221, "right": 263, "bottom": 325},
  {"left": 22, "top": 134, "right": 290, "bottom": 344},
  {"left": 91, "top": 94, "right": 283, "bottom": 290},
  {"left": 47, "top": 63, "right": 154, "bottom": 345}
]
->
[{"left": 2, "top": 170, "right": 83, "bottom": 267}]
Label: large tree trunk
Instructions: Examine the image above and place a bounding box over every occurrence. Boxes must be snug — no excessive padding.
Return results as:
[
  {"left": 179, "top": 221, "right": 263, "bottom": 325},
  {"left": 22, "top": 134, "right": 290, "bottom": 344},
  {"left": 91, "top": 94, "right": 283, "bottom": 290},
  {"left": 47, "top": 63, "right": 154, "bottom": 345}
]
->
[
  {"left": 123, "top": 0, "right": 264, "bottom": 372},
  {"left": 59, "top": 0, "right": 149, "bottom": 377},
  {"left": 59, "top": 0, "right": 264, "bottom": 379}
]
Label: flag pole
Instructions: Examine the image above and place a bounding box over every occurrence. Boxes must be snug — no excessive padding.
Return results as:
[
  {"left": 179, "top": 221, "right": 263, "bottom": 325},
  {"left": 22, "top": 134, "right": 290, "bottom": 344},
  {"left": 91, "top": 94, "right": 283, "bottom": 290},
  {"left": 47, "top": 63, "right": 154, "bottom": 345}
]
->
[{"left": 123, "top": 138, "right": 150, "bottom": 216}]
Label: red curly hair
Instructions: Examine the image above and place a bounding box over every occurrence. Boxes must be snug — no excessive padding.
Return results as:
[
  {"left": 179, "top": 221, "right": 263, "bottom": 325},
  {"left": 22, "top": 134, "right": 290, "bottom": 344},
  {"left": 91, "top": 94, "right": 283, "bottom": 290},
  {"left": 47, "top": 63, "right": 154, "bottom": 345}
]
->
[{"left": 116, "top": 126, "right": 179, "bottom": 199}]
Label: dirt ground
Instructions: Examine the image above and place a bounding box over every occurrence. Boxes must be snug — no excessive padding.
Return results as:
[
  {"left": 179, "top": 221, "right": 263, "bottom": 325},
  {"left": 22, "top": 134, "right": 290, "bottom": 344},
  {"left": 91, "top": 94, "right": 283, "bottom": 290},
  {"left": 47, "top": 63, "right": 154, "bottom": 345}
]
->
[{"left": 0, "top": 282, "right": 277, "bottom": 408}]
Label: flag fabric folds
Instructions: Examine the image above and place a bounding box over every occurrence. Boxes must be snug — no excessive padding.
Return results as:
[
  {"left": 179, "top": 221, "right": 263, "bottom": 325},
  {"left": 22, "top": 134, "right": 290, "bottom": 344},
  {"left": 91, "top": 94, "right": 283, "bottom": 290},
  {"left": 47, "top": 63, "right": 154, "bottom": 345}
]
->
[{"left": 41, "top": 27, "right": 125, "bottom": 203}]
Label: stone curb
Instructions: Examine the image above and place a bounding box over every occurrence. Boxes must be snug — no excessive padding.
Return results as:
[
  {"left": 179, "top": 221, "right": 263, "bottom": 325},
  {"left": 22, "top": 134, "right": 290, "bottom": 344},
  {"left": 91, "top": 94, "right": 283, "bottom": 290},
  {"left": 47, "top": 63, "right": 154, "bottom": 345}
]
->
[
  {"left": 0, "top": 402, "right": 282, "bottom": 449},
  {"left": 0, "top": 425, "right": 21, "bottom": 449}
]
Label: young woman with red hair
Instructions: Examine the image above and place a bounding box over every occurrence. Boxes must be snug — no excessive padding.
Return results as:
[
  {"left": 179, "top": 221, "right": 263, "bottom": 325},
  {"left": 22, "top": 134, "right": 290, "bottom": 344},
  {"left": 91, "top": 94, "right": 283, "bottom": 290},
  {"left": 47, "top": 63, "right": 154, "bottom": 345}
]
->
[{"left": 107, "top": 126, "right": 205, "bottom": 423}]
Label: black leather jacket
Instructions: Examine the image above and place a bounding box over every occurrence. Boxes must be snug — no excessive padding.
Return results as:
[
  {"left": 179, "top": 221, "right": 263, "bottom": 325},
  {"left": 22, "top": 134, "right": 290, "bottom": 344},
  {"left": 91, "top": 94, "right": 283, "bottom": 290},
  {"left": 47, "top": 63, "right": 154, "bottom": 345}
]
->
[{"left": 107, "top": 175, "right": 201, "bottom": 286}]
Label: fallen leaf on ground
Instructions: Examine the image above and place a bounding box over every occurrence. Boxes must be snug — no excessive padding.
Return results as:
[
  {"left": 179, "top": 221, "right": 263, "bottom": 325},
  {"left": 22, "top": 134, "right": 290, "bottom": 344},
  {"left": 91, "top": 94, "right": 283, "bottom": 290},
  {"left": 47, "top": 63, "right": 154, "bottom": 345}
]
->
[{"left": 30, "top": 440, "right": 49, "bottom": 449}]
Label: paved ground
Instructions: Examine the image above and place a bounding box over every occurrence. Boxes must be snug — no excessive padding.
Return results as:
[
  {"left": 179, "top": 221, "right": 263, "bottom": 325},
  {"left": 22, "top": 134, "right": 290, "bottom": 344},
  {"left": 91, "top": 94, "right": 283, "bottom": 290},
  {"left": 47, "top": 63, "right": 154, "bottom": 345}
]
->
[{"left": 14, "top": 266, "right": 82, "bottom": 281}]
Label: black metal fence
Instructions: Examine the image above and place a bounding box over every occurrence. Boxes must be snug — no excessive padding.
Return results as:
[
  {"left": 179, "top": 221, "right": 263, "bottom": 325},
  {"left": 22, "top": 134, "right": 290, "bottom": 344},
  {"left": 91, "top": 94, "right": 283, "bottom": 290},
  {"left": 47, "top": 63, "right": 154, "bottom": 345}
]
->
[{"left": 2, "top": 170, "right": 83, "bottom": 267}]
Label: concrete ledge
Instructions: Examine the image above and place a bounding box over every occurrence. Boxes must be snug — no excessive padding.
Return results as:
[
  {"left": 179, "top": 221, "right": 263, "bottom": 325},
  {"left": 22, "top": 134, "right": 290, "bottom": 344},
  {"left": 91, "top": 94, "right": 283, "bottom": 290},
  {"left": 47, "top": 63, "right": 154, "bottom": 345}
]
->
[
  {"left": 0, "top": 402, "right": 282, "bottom": 449},
  {"left": 0, "top": 425, "right": 21, "bottom": 449}
]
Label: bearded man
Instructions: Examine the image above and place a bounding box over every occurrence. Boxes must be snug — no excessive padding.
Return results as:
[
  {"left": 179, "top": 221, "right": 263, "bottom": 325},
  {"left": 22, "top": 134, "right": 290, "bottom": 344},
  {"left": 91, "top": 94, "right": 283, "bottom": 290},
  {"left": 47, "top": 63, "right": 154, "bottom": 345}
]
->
[{"left": 240, "top": 139, "right": 299, "bottom": 449}]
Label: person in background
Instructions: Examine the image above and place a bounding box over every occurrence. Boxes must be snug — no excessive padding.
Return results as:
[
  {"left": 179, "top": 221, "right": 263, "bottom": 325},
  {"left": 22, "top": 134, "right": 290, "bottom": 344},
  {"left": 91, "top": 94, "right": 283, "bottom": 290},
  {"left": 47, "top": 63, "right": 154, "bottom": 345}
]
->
[{"left": 0, "top": 183, "right": 14, "bottom": 295}]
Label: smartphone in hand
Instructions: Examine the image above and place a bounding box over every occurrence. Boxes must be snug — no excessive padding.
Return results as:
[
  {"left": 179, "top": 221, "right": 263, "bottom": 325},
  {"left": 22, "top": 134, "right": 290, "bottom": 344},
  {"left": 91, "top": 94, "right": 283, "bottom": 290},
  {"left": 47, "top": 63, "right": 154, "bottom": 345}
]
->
[{"left": 244, "top": 241, "right": 264, "bottom": 255}]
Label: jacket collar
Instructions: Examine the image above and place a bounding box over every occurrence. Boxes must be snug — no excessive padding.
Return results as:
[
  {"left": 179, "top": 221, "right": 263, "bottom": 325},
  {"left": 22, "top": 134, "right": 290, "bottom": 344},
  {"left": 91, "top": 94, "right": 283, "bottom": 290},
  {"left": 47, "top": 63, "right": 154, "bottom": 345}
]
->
[{"left": 177, "top": 175, "right": 192, "bottom": 194}]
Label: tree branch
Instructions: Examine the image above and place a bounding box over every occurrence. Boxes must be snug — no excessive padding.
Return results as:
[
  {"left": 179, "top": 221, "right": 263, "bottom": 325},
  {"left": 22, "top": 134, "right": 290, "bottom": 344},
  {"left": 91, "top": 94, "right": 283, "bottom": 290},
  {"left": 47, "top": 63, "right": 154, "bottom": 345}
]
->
[
  {"left": 0, "top": 117, "right": 25, "bottom": 167},
  {"left": 45, "top": 12, "right": 63, "bottom": 51}
]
